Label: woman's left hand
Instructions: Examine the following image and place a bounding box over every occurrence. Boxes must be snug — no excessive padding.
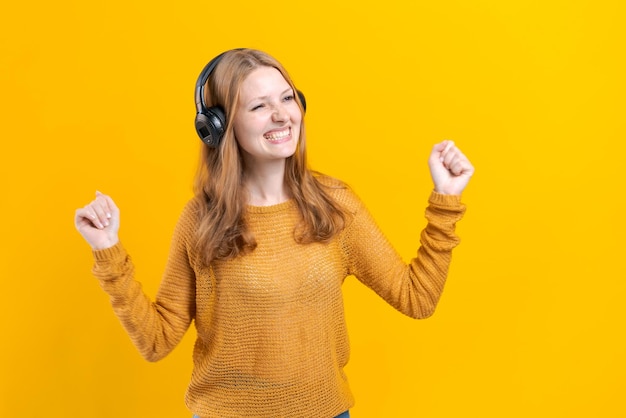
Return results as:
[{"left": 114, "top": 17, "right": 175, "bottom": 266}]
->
[{"left": 428, "top": 140, "right": 474, "bottom": 195}]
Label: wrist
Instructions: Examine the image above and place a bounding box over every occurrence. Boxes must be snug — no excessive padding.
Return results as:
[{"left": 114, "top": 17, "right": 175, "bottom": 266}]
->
[
  {"left": 91, "top": 237, "right": 119, "bottom": 251},
  {"left": 433, "top": 187, "right": 461, "bottom": 196}
]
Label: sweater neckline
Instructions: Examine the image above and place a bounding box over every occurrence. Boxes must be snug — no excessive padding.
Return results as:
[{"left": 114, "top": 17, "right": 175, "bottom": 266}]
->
[{"left": 246, "top": 199, "right": 296, "bottom": 214}]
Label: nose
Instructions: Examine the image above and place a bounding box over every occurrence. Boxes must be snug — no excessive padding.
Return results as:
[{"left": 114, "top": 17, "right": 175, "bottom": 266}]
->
[{"left": 271, "top": 103, "right": 289, "bottom": 122}]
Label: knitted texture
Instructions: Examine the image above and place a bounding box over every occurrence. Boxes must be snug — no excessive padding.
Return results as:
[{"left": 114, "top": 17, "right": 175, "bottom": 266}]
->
[{"left": 92, "top": 186, "right": 466, "bottom": 418}]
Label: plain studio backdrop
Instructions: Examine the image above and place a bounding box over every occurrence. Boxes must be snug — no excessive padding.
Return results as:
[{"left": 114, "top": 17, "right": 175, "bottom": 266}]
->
[{"left": 1, "top": 1, "right": 624, "bottom": 417}]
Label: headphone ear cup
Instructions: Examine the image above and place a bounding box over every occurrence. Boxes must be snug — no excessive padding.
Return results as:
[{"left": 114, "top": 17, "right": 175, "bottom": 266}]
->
[
  {"left": 195, "top": 106, "right": 227, "bottom": 148},
  {"left": 297, "top": 90, "right": 306, "bottom": 113}
]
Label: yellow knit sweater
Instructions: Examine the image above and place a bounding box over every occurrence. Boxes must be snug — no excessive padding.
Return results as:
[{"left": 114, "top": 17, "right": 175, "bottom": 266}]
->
[{"left": 92, "top": 185, "right": 466, "bottom": 418}]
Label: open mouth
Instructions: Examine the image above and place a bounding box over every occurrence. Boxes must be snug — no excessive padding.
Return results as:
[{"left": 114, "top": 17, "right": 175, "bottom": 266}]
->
[{"left": 263, "top": 128, "right": 291, "bottom": 143}]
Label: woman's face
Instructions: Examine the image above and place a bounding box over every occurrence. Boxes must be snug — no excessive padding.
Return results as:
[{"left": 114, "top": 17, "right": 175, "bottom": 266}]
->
[{"left": 232, "top": 66, "right": 302, "bottom": 168}]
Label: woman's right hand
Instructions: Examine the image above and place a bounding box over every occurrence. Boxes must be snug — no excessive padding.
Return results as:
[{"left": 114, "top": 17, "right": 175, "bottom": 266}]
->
[{"left": 74, "top": 191, "right": 120, "bottom": 250}]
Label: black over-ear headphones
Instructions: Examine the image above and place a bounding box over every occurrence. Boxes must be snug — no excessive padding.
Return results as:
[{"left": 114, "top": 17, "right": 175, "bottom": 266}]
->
[{"left": 194, "top": 49, "right": 307, "bottom": 148}]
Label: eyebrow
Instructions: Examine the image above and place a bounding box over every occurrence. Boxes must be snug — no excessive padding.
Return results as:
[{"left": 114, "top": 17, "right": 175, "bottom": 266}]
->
[{"left": 246, "top": 88, "right": 294, "bottom": 105}]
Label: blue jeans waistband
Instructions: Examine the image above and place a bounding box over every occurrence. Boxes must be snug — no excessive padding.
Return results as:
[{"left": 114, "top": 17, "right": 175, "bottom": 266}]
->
[{"left": 193, "top": 410, "right": 349, "bottom": 418}]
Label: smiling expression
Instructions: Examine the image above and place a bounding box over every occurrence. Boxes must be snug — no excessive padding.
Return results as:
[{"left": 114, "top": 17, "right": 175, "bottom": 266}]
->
[{"left": 232, "top": 66, "right": 302, "bottom": 168}]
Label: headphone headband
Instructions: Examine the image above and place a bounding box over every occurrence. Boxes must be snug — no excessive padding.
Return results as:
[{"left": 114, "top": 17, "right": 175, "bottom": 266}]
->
[{"left": 194, "top": 49, "right": 242, "bottom": 115}]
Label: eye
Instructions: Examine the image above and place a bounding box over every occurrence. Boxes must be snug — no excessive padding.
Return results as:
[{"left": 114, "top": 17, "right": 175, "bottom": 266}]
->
[
  {"left": 283, "top": 94, "right": 295, "bottom": 102},
  {"left": 251, "top": 103, "right": 265, "bottom": 111}
]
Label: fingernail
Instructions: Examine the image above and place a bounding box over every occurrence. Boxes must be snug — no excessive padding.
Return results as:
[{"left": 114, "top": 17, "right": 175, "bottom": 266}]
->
[{"left": 106, "top": 213, "right": 112, "bottom": 218}]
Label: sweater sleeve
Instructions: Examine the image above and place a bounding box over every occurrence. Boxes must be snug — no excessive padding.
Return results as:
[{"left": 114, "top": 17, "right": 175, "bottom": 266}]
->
[
  {"left": 340, "top": 191, "right": 466, "bottom": 319},
  {"left": 92, "top": 201, "right": 198, "bottom": 361}
]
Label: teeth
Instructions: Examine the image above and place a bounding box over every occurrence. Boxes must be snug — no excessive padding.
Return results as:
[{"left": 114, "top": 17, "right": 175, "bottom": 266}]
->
[{"left": 264, "top": 129, "right": 290, "bottom": 141}]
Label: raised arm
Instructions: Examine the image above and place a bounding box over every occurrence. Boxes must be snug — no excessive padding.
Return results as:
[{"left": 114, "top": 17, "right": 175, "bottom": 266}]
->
[
  {"left": 341, "top": 141, "right": 473, "bottom": 318},
  {"left": 75, "top": 193, "right": 197, "bottom": 361}
]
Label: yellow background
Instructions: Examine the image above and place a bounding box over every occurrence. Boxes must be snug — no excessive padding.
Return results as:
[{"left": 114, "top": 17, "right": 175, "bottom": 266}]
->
[{"left": 1, "top": 0, "right": 624, "bottom": 417}]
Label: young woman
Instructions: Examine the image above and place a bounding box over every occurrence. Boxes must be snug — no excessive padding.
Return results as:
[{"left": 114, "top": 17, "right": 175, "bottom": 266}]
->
[{"left": 74, "top": 48, "right": 474, "bottom": 418}]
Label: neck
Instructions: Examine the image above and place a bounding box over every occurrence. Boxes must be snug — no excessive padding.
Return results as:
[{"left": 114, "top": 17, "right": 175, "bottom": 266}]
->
[{"left": 243, "top": 161, "right": 290, "bottom": 206}]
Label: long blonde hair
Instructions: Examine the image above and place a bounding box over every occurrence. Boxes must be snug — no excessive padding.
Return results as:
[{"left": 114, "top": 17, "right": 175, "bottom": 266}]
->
[{"left": 193, "top": 49, "right": 349, "bottom": 267}]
